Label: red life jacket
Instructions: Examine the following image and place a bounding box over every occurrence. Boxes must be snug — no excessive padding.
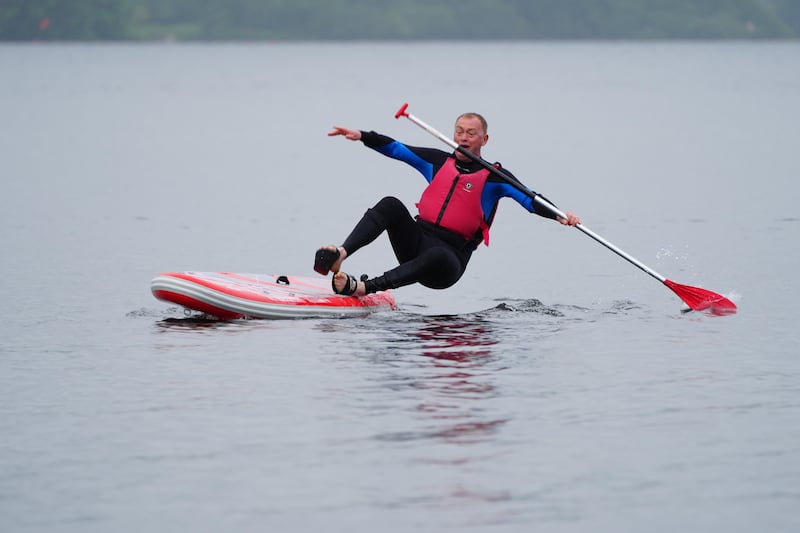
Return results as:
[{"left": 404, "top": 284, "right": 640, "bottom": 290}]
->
[{"left": 416, "top": 158, "right": 493, "bottom": 246}]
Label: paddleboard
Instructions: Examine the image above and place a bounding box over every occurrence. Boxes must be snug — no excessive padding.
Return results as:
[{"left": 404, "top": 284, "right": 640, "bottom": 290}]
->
[{"left": 151, "top": 271, "right": 396, "bottom": 319}]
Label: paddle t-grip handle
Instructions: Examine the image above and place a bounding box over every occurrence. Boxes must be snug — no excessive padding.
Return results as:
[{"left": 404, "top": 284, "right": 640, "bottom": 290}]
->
[{"left": 394, "top": 103, "right": 409, "bottom": 119}]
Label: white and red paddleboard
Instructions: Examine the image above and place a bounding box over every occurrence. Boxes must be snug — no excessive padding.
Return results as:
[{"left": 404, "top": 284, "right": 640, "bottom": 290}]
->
[{"left": 151, "top": 272, "right": 396, "bottom": 319}]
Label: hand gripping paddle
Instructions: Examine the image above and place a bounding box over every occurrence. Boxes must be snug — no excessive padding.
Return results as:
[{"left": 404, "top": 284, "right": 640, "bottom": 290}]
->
[{"left": 395, "top": 103, "right": 737, "bottom": 314}]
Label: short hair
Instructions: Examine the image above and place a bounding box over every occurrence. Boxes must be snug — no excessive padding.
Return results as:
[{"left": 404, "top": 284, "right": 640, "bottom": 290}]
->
[{"left": 456, "top": 112, "right": 488, "bottom": 134}]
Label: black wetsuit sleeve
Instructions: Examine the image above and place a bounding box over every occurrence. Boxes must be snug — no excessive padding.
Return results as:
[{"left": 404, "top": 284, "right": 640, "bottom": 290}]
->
[
  {"left": 531, "top": 193, "right": 561, "bottom": 220},
  {"left": 360, "top": 130, "right": 394, "bottom": 149}
]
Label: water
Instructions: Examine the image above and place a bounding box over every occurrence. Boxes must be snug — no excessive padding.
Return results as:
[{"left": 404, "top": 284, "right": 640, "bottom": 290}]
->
[{"left": 1, "top": 42, "right": 799, "bottom": 532}]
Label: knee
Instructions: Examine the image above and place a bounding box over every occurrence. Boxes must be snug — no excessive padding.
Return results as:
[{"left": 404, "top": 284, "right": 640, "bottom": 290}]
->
[
  {"left": 369, "top": 196, "right": 407, "bottom": 223},
  {"left": 374, "top": 196, "right": 404, "bottom": 212}
]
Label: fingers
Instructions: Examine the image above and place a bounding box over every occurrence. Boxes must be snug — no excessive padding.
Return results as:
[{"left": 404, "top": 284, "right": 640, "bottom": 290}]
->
[
  {"left": 558, "top": 212, "right": 581, "bottom": 226},
  {"left": 327, "top": 126, "right": 346, "bottom": 137},
  {"left": 327, "top": 126, "right": 360, "bottom": 140}
]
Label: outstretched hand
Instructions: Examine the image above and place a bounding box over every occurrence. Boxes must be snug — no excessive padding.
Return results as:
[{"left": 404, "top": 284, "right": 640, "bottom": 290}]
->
[
  {"left": 558, "top": 211, "right": 581, "bottom": 226},
  {"left": 328, "top": 126, "right": 361, "bottom": 141}
]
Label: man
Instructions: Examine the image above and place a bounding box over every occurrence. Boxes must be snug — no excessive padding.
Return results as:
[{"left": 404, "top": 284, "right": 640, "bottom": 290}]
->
[{"left": 315, "top": 113, "right": 580, "bottom": 296}]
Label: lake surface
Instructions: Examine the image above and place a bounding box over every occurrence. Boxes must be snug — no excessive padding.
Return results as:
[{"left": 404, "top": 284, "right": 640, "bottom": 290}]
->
[{"left": 1, "top": 42, "right": 799, "bottom": 532}]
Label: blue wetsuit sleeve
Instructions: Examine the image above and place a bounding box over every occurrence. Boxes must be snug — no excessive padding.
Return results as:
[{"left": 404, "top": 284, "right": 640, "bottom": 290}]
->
[{"left": 360, "top": 130, "right": 448, "bottom": 184}]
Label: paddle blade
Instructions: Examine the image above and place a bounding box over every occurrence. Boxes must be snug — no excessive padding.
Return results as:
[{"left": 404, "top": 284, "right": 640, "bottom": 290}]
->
[{"left": 664, "top": 279, "right": 737, "bottom": 314}]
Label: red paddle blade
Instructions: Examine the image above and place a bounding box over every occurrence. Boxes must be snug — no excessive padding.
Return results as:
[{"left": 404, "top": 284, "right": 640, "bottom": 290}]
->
[{"left": 664, "top": 279, "right": 737, "bottom": 314}]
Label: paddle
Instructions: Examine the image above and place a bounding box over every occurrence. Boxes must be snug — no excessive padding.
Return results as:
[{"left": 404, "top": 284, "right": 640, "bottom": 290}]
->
[{"left": 395, "top": 103, "right": 737, "bottom": 314}]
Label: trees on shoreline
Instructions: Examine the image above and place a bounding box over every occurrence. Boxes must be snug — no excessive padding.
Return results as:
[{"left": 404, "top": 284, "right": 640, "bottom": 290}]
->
[{"left": 2, "top": 0, "right": 799, "bottom": 42}]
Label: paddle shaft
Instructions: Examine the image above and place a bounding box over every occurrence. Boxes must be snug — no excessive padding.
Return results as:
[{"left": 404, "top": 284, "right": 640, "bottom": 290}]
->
[{"left": 395, "top": 104, "right": 669, "bottom": 284}]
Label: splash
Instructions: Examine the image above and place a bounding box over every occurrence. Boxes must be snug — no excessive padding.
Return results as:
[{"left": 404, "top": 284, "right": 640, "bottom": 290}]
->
[
  {"left": 489, "top": 298, "right": 564, "bottom": 317},
  {"left": 656, "top": 246, "right": 689, "bottom": 261}
]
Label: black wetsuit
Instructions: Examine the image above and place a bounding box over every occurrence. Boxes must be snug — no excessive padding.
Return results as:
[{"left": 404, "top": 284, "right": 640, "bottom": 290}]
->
[{"left": 343, "top": 131, "right": 557, "bottom": 294}]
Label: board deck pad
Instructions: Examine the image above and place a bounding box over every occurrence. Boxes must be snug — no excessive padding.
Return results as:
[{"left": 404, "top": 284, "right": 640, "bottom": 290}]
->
[{"left": 151, "top": 271, "right": 396, "bottom": 319}]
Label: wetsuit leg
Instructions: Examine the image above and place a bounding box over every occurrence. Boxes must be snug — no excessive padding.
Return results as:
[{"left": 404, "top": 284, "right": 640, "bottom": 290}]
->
[
  {"left": 341, "top": 196, "right": 421, "bottom": 259},
  {"left": 367, "top": 240, "right": 466, "bottom": 292}
]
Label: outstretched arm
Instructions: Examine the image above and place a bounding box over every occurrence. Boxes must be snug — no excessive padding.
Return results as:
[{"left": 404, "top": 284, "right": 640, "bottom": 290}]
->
[{"left": 328, "top": 126, "right": 448, "bottom": 183}]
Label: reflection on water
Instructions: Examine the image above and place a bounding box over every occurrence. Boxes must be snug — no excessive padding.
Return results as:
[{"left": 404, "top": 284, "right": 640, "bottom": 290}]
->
[
  {"left": 367, "top": 314, "right": 509, "bottom": 445},
  {"left": 415, "top": 316, "right": 498, "bottom": 362},
  {"left": 347, "top": 299, "right": 646, "bottom": 451}
]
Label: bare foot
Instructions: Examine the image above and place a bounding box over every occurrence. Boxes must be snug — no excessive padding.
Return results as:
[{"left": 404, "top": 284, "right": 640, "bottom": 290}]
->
[{"left": 332, "top": 272, "right": 366, "bottom": 296}]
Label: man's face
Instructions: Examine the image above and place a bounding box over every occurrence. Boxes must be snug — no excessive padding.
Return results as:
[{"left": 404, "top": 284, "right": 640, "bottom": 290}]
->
[{"left": 453, "top": 116, "right": 488, "bottom": 161}]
